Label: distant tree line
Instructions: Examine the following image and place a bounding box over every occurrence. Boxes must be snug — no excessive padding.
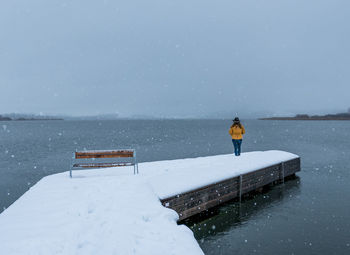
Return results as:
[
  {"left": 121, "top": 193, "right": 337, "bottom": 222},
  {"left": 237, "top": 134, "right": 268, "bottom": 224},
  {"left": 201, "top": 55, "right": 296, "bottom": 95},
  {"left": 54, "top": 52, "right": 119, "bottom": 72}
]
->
[
  {"left": 0, "top": 115, "right": 12, "bottom": 121},
  {"left": 261, "top": 108, "right": 350, "bottom": 120},
  {"left": 0, "top": 114, "right": 63, "bottom": 121}
]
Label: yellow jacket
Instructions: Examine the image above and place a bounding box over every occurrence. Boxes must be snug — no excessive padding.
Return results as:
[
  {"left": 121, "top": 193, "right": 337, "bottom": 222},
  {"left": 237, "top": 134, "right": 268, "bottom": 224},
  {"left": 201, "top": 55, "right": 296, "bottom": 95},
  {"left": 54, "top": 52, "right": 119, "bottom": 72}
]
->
[{"left": 229, "top": 124, "right": 245, "bottom": 140}]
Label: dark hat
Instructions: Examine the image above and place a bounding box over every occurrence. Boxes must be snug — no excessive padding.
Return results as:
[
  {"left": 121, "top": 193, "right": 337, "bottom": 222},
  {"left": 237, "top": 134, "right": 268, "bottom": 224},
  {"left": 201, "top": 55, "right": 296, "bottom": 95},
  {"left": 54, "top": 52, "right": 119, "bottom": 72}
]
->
[{"left": 233, "top": 117, "right": 240, "bottom": 122}]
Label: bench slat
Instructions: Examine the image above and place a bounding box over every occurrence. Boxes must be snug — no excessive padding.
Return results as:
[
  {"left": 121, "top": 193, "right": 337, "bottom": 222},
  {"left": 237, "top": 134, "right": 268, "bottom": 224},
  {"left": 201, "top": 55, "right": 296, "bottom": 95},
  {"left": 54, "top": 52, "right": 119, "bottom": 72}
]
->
[
  {"left": 73, "top": 162, "right": 133, "bottom": 168},
  {"left": 75, "top": 150, "right": 134, "bottom": 159}
]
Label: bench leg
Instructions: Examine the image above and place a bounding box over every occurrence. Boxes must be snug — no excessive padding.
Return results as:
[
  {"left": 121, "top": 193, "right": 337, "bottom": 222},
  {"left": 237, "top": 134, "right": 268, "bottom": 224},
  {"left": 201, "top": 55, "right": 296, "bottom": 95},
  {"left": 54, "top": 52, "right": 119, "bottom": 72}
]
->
[{"left": 70, "top": 152, "right": 75, "bottom": 178}]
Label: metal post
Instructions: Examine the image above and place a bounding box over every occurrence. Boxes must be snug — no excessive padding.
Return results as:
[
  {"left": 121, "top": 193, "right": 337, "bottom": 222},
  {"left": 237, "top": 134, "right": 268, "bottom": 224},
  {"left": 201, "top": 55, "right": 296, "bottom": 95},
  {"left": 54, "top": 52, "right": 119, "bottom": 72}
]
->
[
  {"left": 70, "top": 152, "right": 75, "bottom": 178},
  {"left": 133, "top": 150, "right": 136, "bottom": 175},
  {"left": 134, "top": 150, "right": 139, "bottom": 174},
  {"left": 239, "top": 175, "right": 243, "bottom": 203}
]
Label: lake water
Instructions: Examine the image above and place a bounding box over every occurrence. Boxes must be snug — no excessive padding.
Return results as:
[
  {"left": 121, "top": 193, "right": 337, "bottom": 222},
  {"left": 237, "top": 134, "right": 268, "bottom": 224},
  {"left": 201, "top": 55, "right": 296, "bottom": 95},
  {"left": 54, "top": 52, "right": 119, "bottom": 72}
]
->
[{"left": 0, "top": 119, "right": 349, "bottom": 254}]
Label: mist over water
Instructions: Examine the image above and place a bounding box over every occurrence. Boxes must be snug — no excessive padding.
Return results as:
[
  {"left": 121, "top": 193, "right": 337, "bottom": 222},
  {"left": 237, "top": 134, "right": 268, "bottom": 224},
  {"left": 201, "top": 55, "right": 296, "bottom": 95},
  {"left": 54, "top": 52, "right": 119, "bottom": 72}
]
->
[{"left": 0, "top": 119, "right": 349, "bottom": 254}]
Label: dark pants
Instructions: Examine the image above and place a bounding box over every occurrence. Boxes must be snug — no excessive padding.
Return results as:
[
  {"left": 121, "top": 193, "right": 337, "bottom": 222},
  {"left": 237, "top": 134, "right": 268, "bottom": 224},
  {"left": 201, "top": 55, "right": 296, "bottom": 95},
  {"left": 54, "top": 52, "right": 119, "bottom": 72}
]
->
[{"left": 232, "top": 139, "right": 242, "bottom": 156}]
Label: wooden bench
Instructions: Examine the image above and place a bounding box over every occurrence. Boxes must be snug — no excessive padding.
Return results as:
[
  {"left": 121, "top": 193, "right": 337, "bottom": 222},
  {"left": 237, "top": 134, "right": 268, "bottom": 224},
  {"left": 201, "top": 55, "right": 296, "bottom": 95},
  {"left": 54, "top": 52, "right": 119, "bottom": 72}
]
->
[{"left": 70, "top": 149, "right": 138, "bottom": 178}]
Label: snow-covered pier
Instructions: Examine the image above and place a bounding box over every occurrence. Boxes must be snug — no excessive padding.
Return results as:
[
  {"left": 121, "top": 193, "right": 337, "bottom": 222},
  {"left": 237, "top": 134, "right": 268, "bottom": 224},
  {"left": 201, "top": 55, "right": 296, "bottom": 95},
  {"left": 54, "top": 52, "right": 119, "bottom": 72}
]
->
[
  {"left": 0, "top": 151, "right": 300, "bottom": 255},
  {"left": 159, "top": 151, "right": 300, "bottom": 221}
]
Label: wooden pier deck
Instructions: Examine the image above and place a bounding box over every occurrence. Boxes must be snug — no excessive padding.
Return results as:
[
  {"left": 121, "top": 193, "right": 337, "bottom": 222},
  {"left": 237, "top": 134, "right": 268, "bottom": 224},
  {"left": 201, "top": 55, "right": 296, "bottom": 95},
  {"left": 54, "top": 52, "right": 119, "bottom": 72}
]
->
[
  {"left": 0, "top": 150, "right": 300, "bottom": 254},
  {"left": 159, "top": 157, "right": 300, "bottom": 221}
]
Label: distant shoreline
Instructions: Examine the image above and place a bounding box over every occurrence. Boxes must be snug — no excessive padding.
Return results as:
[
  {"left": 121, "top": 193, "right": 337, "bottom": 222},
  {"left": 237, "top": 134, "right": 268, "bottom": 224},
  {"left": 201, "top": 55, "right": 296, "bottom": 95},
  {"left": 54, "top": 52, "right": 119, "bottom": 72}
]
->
[
  {"left": 260, "top": 112, "right": 350, "bottom": 121},
  {"left": 260, "top": 117, "right": 350, "bottom": 120},
  {"left": 0, "top": 118, "right": 64, "bottom": 121}
]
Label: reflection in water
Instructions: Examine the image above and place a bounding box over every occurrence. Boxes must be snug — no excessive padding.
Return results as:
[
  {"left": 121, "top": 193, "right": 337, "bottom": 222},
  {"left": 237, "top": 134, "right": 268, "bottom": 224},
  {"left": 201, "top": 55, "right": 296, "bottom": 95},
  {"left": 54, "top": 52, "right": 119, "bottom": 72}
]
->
[{"left": 185, "top": 176, "right": 301, "bottom": 240}]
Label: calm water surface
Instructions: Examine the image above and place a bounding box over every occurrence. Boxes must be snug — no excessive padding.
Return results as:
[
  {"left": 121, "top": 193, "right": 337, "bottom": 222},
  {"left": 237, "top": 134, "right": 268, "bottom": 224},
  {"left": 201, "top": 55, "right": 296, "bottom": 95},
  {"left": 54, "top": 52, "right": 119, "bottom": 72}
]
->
[{"left": 0, "top": 120, "right": 349, "bottom": 254}]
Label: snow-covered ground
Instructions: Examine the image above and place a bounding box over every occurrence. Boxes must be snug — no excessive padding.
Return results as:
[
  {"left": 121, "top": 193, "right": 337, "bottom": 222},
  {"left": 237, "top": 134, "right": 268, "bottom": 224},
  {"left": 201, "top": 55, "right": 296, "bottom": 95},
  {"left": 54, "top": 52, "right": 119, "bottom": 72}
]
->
[{"left": 0, "top": 151, "right": 298, "bottom": 255}]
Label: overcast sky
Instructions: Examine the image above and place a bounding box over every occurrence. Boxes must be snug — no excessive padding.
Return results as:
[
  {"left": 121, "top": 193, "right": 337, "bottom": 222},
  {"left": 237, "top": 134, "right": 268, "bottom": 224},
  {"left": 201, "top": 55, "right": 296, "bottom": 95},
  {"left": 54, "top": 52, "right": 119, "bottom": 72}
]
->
[{"left": 0, "top": 0, "right": 349, "bottom": 118}]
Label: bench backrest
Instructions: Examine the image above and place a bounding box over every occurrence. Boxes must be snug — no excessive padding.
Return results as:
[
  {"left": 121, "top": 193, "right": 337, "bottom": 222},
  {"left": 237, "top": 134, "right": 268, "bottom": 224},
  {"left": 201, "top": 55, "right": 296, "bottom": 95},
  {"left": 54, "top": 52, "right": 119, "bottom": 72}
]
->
[
  {"left": 75, "top": 150, "right": 134, "bottom": 159},
  {"left": 70, "top": 149, "right": 138, "bottom": 177}
]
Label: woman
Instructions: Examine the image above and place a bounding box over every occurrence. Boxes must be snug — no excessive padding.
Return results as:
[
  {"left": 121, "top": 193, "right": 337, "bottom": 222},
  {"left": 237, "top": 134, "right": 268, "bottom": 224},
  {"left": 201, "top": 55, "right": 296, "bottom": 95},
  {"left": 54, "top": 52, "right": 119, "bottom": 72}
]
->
[{"left": 229, "top": 117, "right": 245, "bottom": 156}]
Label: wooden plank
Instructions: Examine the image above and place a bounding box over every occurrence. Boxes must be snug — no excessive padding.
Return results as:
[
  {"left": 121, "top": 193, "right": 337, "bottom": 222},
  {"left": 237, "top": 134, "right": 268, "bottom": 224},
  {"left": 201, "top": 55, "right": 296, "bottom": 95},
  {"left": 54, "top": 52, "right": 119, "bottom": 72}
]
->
[
  {"left": 162, "top": 176, "right": 240, "bottom": 203},
  {"left": 73, "top": 162, "right": 133, "bottom": 168},
  {"left": 178, "top": 190, "right": 240, "bottom": 220},
  {"left": 162, "top": 178, "right": 241, "bottom": 212},
  {"left": 168, "top": 187, "right": 240, "bottom": 213},
  {"left": 75, "top": 150, "right": 134, "bottom": 159}
]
